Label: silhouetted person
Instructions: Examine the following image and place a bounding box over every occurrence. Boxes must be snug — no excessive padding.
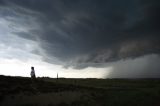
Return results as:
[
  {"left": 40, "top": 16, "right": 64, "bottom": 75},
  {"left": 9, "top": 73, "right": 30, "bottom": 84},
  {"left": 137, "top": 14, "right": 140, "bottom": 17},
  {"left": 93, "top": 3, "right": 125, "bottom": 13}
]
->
[
  {"left": 56, "top": 73, "right": 58, "bottom": 82},
  {"left": 30, "top": 66, "right": 36, "bottom": 79}
]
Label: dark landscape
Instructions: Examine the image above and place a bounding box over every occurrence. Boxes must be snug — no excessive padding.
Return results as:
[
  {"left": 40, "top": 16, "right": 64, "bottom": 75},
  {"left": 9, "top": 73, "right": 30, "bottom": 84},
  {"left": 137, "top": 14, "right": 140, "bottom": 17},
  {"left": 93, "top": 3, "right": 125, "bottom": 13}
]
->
[{"left": 0, "top": 75, "right": 160, "bottom": 106}]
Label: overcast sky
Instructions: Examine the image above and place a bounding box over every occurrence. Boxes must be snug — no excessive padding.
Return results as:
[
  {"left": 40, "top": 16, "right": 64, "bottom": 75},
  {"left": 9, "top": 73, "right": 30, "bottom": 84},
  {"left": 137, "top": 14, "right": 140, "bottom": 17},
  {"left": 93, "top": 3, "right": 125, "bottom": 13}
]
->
[{"left": 0, "top": 0, "right": 160, "bottom": 78}]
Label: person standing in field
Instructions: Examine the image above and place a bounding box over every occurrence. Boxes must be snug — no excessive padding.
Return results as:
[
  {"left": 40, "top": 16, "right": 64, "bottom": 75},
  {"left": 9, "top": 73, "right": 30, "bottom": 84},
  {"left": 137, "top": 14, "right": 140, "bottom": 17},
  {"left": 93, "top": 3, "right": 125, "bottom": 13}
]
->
[{"left": 30, "top": 66, "right": 36, "bottom": 79}]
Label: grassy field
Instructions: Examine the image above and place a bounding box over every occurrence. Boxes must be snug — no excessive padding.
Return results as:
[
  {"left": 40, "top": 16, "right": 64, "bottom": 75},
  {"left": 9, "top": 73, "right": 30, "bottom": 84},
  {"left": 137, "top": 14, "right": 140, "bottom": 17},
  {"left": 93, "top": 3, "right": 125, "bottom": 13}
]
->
[{"left": 0, "top": 75, "right": 160, "bottom": 106}]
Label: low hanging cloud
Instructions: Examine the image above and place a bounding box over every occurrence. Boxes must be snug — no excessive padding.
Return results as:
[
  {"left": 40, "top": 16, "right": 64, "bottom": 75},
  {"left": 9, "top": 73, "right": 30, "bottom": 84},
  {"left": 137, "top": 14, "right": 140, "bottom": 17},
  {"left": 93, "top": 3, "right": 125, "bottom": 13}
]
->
[{"left": 0, "top": 0, "right": 160, "bottom": 72}]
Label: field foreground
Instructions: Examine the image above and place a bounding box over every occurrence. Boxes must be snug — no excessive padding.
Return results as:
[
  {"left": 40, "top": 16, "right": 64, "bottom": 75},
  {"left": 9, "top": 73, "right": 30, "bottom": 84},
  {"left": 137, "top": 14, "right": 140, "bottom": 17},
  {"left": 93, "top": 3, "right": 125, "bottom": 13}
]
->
[{"left": 0, "top": 75, "right": 160, "bottom": 106}]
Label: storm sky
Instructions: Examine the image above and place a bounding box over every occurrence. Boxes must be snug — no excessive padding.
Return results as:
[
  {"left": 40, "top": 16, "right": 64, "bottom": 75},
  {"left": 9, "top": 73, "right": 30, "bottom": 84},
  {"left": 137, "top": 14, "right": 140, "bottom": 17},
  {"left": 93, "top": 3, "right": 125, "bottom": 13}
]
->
[{"left": 0, "top": 0, "right": 160, "bottom": 78}]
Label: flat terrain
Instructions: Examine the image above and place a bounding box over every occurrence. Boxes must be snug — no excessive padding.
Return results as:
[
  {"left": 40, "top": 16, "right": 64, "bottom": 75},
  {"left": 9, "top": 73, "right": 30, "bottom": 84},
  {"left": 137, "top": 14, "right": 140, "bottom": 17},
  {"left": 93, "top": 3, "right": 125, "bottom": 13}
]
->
[{"left": 0, "top": 75, "right": 160, "bottom": 106}]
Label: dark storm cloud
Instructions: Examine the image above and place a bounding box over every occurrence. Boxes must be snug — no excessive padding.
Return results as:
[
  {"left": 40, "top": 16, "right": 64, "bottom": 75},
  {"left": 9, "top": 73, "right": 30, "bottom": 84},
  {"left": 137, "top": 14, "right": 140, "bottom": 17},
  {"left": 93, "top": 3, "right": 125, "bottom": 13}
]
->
[{"left": 0, "top": 0, "right": 160, "bottom": 69}]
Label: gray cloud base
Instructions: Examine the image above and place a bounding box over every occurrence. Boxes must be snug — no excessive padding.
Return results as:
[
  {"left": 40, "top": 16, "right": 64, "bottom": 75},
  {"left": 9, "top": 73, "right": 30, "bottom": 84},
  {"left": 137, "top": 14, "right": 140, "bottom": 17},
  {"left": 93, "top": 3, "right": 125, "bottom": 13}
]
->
[{"left": 0, "top": 0, "right": 160, "bottom": 77}]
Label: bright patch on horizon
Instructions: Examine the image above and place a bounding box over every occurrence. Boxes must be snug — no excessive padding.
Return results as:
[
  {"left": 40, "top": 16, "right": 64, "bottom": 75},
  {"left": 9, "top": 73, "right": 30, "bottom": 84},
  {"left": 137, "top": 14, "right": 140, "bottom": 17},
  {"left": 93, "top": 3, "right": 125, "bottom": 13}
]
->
[{"left": 0, "top": 58, "right": 112, "bottom": 78}]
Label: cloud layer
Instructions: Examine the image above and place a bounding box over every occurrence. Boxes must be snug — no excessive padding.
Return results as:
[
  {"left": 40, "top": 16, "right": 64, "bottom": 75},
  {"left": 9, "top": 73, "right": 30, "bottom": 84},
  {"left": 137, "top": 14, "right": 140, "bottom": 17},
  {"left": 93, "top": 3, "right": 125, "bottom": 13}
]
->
[{"left": 0, "top": 0, "right": 160, "bottom": 77}]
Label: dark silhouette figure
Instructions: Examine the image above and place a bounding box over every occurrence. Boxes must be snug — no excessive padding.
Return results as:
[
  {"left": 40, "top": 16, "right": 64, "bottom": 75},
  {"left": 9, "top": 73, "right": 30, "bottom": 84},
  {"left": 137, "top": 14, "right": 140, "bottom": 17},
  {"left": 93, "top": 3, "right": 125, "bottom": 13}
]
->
[
  {"left": 57, "top": 73, "right": 58, "bottom": 79},
  {"left": 30, "top": 66, "right": 36, "bottom": 79}
]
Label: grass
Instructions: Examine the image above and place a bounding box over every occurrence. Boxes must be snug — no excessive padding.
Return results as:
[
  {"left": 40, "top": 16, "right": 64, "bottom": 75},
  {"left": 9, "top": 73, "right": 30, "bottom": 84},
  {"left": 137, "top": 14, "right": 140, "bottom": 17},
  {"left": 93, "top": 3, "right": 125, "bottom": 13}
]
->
[{"left": 0, "top": 75, "right": 160, "bottom": 106}]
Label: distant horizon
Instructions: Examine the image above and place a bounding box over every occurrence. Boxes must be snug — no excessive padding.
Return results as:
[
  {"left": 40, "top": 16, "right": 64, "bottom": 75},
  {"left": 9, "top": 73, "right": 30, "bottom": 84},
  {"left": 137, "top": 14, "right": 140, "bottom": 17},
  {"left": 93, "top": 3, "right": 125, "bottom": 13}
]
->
[{"left": 1, "top": 73, "right": 160, "bottom": 79}]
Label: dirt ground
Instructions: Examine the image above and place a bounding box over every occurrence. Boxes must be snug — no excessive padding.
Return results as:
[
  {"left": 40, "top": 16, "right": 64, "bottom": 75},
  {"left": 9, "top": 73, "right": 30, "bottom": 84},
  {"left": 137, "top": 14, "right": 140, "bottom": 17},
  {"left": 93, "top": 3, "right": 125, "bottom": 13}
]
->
[{"left": 0, "top": 75, "right": 160, "bottom": 106}]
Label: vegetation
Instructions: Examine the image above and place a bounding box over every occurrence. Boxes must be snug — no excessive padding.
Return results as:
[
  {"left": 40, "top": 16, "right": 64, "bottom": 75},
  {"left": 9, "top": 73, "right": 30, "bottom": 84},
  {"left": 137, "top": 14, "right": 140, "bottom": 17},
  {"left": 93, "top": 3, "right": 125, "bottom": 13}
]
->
[{"left": 0, "top": 75, "right": 160, "bottom": 106}]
